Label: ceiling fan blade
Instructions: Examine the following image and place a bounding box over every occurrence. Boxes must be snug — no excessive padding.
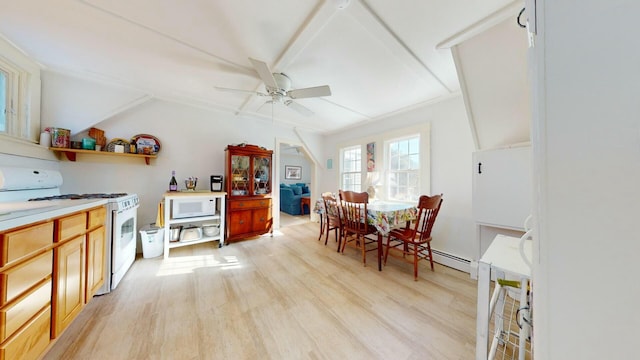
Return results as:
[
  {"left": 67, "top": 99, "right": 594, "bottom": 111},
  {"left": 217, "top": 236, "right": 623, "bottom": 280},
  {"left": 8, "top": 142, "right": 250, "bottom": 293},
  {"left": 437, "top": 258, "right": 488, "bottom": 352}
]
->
[
  {"left": 285, "top": 100, "right": 314, "bottom": 116},
  {"left": 249, "top": 58, "right": 278, "bottom": 89},
  {"left": 214, "top": 86, "right": 269, "bottom": 97},
  {"left": 287, "top": 85, "right": 331, "bottom": 99}
]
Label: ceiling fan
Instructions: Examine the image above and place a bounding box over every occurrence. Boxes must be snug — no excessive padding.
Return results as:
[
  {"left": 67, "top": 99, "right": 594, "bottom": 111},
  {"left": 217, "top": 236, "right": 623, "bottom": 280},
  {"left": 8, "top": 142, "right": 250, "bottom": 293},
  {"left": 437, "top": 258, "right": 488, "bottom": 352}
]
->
[{"left": 216, "top": 58, "right": 331, "bottom": 116}]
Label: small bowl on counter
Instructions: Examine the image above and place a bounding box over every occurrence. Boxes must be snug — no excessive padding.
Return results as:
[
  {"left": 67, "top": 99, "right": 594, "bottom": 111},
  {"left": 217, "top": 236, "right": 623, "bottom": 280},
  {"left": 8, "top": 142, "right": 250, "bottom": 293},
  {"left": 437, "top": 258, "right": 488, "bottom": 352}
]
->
[{"left": 202, "top": 223, "right": 220, "bottom": 237}]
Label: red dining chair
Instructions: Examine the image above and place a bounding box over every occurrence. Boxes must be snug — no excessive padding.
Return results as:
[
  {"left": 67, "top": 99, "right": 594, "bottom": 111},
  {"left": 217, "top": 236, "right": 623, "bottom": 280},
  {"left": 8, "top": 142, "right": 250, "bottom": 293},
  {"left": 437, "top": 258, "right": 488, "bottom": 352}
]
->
[
  {"left": 339, "top": 190, "right": 377, "bottom": 266},
  {"left": 321, "top": 192, "right": 343, "bottom": 251},
  {"left": 384, "top": 194, "right": 443, "bottom": 280}
]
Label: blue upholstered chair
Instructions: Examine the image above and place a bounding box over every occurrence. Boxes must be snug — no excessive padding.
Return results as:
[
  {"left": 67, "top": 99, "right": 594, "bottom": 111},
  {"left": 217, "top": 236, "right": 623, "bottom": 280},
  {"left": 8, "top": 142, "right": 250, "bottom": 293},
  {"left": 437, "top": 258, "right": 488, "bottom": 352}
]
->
[{"left": 280, "top": 183, "right": 310, "bottom": 215}]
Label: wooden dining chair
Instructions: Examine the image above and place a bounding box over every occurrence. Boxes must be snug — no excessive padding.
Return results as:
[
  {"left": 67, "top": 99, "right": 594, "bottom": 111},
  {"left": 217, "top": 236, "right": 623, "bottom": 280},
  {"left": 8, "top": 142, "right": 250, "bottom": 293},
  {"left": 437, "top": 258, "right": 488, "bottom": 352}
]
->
[
  {"left": 321, "top": 192, "right": 343, "bottom": 251},
  {"left": 384, "top": 194, "right": 443, "bottom": 280},
  {"left": 339, "top": 190, "right": 377, "bottom": 266}
]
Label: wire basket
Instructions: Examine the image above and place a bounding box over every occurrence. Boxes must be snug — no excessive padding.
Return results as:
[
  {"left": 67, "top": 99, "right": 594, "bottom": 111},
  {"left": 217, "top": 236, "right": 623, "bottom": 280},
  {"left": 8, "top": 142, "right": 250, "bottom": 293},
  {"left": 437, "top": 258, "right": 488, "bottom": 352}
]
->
[{"left": 489, "top": 283, "right": 533, "bottom": 360}]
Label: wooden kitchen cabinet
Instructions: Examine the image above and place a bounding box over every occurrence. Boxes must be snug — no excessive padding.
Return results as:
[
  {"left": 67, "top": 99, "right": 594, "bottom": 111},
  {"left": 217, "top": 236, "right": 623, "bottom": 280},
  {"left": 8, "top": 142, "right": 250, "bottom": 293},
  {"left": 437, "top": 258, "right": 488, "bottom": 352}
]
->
[
  {"left": 252, "top": 205, "right": 272, "bottom": 234},
  {"left": 0, "top": 205, "right": 106, "bottom": 360},
  {"left": 228, "top": 209, "right": 252, "bottom": 235},
  {"left": 85, "top": 207, "right": 106, "bottom": 301},
  {"left": 52, "top": 235, "right": 85, "bottom": 339},
  {"left": 85, "top": 227, "right": 105, "bottom": 301},
  {"left": 225, "top": 144, "right": 273, "bottom": 242},
  {"left": 0, "top": 221, "right": 53, "bottom": 360}
]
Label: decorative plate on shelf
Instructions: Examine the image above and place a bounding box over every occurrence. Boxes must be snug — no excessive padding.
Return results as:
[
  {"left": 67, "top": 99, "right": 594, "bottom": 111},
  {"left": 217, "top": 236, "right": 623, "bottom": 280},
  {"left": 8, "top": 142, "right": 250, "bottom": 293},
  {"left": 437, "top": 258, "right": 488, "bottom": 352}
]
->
[
  {"left": 132, "top": 134, "right": 161, "bottom": 155},
  {"left": 106, "top": 138, "right": 131, "bottom": 153}
]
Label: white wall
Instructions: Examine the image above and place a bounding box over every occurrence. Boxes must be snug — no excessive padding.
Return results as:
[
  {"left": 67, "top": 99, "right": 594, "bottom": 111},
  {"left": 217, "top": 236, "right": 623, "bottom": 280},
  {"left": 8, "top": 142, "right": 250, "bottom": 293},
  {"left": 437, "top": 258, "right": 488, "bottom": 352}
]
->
[
  {"left": 322, "top": 96, "right": 475, "bottom": 261},
  {"left": 41, "top": 71, "right": 146, "bottom": 134},
  {"left": 532, "top": 1, "right": 640, "bottom": 358},
  {"left": 279, "top": 152, "right": 311, "bottom": 185},
  {"left": 454, "top": 17, "right": 530, "bottom": 150}
]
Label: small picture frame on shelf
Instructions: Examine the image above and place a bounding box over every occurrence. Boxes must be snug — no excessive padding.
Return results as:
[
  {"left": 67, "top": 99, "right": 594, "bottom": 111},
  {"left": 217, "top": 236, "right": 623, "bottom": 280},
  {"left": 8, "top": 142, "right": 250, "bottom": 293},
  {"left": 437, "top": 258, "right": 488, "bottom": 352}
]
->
[{"left": 284, "top": 165, "right": 302, "bottom": 180}]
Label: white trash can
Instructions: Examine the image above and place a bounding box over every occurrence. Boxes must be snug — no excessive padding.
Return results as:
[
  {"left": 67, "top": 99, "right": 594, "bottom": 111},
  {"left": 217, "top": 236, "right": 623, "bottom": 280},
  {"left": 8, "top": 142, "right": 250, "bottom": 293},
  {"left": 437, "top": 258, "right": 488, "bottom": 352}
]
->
[{"left": 139, "top": 224, "right": 164, "bottom": 258}]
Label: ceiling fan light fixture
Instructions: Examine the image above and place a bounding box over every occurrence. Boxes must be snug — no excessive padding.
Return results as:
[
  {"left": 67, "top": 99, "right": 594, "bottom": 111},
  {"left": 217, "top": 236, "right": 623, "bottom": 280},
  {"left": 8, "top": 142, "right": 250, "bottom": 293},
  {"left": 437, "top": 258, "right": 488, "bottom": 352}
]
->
[
  {"left": 221, "top": 57, "right": 330, "bottom": 117},
  {"left": 269, "top": 73, "right": 292, "bottom": 94}
]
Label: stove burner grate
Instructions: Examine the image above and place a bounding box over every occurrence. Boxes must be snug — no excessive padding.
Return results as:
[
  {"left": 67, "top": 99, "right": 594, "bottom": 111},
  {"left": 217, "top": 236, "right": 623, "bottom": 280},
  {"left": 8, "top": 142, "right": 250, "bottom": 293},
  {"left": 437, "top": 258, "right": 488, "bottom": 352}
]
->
[{"left": 29, "top": 193, "right": 129, "bottom": 201}]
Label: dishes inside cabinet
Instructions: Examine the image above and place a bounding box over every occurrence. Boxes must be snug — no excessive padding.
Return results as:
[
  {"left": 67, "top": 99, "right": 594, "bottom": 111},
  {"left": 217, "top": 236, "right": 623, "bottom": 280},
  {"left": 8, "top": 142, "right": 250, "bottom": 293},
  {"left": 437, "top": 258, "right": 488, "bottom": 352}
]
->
[
  {"left": 132, "top": 134, "right": 161, "bottom": 155},
  {"left": 106, "top": 138, "right": 131, "bottom": 153}
]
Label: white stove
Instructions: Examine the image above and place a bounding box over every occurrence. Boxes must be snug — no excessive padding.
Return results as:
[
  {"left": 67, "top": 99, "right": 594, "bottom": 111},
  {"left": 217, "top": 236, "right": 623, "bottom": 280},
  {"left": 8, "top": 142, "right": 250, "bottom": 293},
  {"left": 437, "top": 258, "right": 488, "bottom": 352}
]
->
[{"left": 0, "top": 167, "right": 139, "bottom": 295}]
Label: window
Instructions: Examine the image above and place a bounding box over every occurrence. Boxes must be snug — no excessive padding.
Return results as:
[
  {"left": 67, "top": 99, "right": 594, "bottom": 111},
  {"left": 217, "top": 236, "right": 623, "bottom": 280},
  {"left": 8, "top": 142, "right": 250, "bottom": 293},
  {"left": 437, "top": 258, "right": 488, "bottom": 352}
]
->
[
  {"left": 0, "top": 70, "right": 6, "bottom": 132},
  {"left": 386, "top": 135, "right": 420, "bottom": 201},
  {"left": 0, "top": 58, "right": 29, "bottom": 139},
  {"left": 0, "top": 38, "right": 41, "bottom": 143},
  {"left": 340, "top": 145, "right": 362, "bottom": 191}
]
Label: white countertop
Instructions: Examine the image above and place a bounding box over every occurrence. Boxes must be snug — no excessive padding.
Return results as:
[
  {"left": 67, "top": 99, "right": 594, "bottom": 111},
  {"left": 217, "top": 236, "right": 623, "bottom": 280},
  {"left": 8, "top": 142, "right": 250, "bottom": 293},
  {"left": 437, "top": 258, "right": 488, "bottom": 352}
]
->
[
  {"left": 479, "top": 234, "right": 532, "bottom": 278},
  {"left": 0, "top": 199, "right": 108, "bottom": 231}
]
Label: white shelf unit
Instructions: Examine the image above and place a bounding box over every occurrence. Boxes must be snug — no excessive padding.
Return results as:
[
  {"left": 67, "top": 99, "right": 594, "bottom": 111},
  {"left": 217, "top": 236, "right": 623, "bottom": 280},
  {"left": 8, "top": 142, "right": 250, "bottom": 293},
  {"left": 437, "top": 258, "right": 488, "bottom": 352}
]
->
[
  {"left": 476, "top": 235, "right": 532, "bottom": 360},
  {"left": 163, "top": 191, "right": 226, "bottom": 259}
]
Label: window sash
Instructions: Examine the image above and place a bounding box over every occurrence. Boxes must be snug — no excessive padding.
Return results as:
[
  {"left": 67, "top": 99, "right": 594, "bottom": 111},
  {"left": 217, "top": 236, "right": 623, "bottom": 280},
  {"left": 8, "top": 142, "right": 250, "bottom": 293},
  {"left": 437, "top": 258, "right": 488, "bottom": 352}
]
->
[
  {"left": 0, "top": 70, "right": 7, "bottom": 133},
  {"left": 0, "top": 52, "right": 37, "bottom": 141},
  {"left": 386, "top": 136, "right": 420, "bottom": 201},
  {"left": 341, "top": 145, "right": 362, "bottom": 192}
]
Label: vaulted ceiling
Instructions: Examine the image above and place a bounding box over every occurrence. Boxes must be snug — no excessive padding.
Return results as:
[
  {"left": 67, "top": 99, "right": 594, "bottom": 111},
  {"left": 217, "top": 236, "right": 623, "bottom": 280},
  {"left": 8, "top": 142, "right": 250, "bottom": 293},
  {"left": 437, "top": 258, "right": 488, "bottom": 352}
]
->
[{"left": 0, "top": 0, "right": 515, "bottom": 134}]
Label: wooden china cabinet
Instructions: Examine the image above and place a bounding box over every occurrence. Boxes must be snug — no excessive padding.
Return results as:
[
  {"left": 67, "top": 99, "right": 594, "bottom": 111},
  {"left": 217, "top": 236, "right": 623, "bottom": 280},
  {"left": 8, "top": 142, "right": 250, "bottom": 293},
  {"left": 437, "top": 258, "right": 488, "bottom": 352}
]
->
[{"left": 225, "top": 144, "right": 273, "bottom": 242}]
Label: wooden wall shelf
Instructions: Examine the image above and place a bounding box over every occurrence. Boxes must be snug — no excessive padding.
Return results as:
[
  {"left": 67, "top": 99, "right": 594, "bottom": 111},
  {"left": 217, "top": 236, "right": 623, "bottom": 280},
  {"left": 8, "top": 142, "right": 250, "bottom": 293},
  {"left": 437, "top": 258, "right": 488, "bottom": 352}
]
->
[{"left": 50, "top": 148, "right": 157, "bottom": 165}]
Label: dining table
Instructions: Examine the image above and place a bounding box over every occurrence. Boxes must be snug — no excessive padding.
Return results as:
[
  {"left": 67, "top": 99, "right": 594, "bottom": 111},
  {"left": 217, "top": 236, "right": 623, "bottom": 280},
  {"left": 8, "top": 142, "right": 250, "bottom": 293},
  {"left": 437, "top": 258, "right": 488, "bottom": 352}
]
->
[
  {"left": 314, "top": 198, "right": 417, "bottom": 269},
  {"left": 367, "top": 200, "right": 418, "bottom": 271}
]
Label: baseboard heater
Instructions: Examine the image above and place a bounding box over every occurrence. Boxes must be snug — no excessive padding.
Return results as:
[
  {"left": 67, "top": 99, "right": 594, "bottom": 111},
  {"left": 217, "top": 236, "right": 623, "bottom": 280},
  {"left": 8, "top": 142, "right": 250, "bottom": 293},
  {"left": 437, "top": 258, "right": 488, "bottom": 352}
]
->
[{"left": 432, "top": 249, "right": 471, "bottom": 273}]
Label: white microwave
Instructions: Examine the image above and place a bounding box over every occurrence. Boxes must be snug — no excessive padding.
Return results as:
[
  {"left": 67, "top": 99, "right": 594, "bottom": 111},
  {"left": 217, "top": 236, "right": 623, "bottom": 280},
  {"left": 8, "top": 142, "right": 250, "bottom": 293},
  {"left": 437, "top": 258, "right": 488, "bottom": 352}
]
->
[{"left": 171, "top": 198, "right": 216, "bottom": 219}]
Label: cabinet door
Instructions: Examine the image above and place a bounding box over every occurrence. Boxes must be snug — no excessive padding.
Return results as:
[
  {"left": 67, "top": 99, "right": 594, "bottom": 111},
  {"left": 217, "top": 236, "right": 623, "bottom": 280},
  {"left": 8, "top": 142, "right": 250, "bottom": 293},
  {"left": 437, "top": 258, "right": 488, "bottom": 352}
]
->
[
  {"left": 230, "top": 155, "right": 250, "bottom": 195},
  {"left": 85, "top": 226, "right": 106, "bottom": 302},
  {"left": 229, "top": 210, "right": 252, "bottom": 236},
  {"left": 52, "top": 236, "right": 85, "bottom": 339},
  {"left": 253, "top": 155, "right": 271, "bottom": 195},
  {"left": 472, "top": 146, "right": 531, "bottom": 229},
  {"left": 252, "top": 207, "right": 272, "bottom": 233}
]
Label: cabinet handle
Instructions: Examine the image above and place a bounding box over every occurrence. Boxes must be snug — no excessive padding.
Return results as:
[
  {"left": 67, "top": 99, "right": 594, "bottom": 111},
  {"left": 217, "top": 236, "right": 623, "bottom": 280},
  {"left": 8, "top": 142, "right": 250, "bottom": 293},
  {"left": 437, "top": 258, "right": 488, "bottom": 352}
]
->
[
  {"left": 478, "top": 162, "right": 482, "bottom": 174},
  {"left": 239, "top": 220, "right": 244, "bottom": 224}
]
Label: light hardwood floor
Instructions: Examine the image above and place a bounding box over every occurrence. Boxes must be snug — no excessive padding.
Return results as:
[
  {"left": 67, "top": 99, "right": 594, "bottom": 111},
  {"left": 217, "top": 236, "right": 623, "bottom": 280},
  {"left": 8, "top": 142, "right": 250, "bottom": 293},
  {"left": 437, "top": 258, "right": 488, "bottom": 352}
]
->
[
  {"left": 279, "top": 211, "right": 311, "bottom": 227},
  {"left": 43, "top": 222, "right": 478, "bottom": 360}
]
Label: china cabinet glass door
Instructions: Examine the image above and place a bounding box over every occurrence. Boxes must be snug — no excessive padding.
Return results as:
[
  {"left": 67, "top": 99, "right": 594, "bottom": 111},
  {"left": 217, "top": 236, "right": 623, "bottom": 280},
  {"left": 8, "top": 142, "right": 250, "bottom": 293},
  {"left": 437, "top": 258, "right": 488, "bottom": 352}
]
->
[
  {"left": 253, "top": 156, "right": 271, "bottom": 195},
  {"left": 231, "top": 155, "right": 250, "bottom": 195}
]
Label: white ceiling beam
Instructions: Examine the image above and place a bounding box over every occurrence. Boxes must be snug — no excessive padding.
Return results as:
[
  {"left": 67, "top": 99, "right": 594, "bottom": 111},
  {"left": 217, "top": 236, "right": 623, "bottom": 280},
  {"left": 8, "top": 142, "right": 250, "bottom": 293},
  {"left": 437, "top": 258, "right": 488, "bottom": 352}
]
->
[{"left": 436, "top": 0, "right": 523, "bottom": 49}]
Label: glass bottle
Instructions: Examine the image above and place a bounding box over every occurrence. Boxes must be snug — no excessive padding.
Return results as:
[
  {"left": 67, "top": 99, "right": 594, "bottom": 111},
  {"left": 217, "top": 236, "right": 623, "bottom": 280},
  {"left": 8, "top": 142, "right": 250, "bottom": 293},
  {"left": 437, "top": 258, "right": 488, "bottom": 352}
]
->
[{"left": 169, "top": 171, "right": 178, "bottom": 192}]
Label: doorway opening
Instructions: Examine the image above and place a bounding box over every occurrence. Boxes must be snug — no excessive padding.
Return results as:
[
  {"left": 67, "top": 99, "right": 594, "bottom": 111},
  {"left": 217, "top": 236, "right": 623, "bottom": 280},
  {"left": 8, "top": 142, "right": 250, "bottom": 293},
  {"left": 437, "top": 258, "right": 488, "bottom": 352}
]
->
[{"left": 275, "top": 141, "right": 315, "bottom": 229}]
